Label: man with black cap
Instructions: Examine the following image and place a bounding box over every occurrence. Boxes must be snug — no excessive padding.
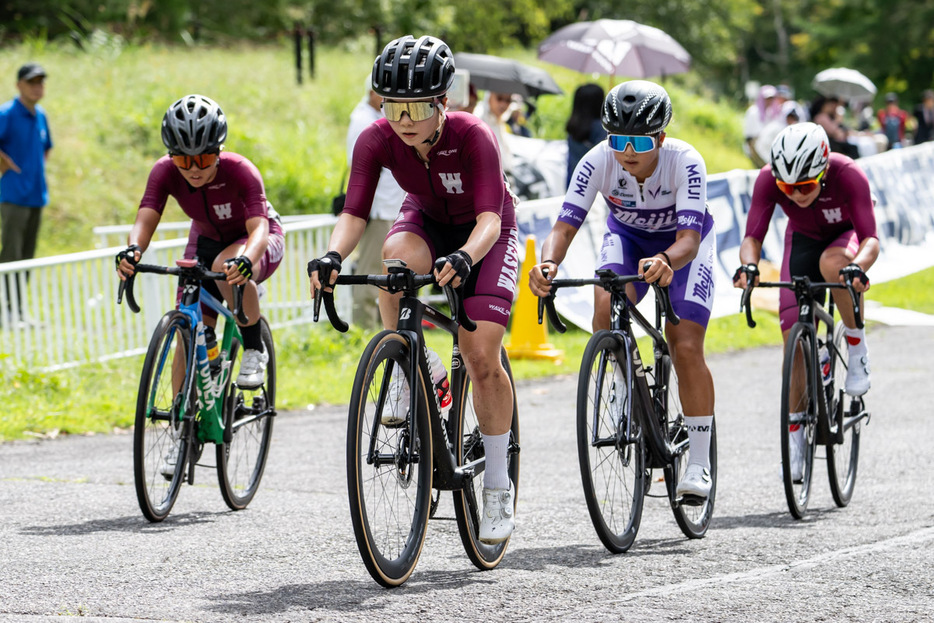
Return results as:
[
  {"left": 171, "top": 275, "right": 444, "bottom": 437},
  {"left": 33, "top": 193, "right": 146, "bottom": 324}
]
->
[{"left": 0, "top": 62, "right": 53, "bottom": 321}]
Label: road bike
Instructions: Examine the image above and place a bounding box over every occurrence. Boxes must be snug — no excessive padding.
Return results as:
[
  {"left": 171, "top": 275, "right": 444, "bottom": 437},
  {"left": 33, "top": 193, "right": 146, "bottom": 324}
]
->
[
  {"left": 314, "top": 259, "right": 520, "bottom": 587},
  {"left": 538, "top": 267, "right": 716, "bottom": 553},
  {"left": 740, "top": 274, "right": 870, "bottom": 519},
  {"left": 118, "top": 259, "right": 276, "bottom": 522}
]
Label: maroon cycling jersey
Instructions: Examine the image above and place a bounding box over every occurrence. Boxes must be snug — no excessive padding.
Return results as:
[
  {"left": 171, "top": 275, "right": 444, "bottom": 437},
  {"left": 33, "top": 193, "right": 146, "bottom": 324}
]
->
[
  {"left": 139, "top": 152, "right": 284, "bottom": 243},
  {"left": 745, "top": 152, "right": 877, "bottom": 243},
  {"left": 342, "top": 111, "right": 516, "bottom": 228}
]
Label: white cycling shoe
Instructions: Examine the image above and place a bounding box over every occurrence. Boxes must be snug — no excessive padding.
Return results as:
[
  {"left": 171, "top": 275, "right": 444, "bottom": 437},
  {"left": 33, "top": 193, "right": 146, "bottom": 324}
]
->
[
  {"left": 676, "top": 464, "right": 712, "bottom": 501},
  {"left": 478, "top": 481, "right": 516, "bottom": 544}
]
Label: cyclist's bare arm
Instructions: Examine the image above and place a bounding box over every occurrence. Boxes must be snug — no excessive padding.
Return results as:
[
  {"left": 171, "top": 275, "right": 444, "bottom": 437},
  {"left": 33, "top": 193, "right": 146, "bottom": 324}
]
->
[
  {"left": 308, "top": 212, "right": 367, "bottom": 295},
  {"left": 734, "top": 235, "right": 764, "bottom": 289},
  {"left": 223, "top": 215, "right": 269, "bottom": 286},
  {"left": 435, "top": 211, "right": 501, "bottom": 288},
  {"left": 842, "top": 237, "right": 880, "bottom": 293},
  {"left": 529, "top": 221, "right": 578, "bottom": 297},
  {"left": 117, "top": 207, "right": 162, "bottom": 279}
]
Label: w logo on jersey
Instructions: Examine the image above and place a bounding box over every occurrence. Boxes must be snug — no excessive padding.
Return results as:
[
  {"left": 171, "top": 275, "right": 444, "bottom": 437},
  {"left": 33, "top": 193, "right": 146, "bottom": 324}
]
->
[
  {"left": 213, "top": 203, "right": 233, "bottom": 219},
  {"left": 822, "top": 207, "right": 843, "bottom": 223},
  {"left": 438, "top": 173, "right": 464, "bottom": 195}
]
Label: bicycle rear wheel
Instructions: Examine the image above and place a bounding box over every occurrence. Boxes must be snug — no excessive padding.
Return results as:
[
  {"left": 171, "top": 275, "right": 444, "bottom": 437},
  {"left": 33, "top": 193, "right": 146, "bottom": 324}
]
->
[
  {"left": 347, "top": 332, "right": 432, "bottom": 587},
  {"left": 826, "top": 322, "right": 861, "bottom": 507},
  {"left": 453, "top": 347, "right": 520, "bottom": 569},
  {"left": 217, "top": 317, "right": 276, "bottom": 510},
  {"left": 133, "top": 311, "right": 192, "bottom": 522},
  {"left": 781, "top": 324, "right": 818, "bottom": 519},
  {"left": 663, "top": 357, "right": 717, "bottom": 538},
  {"left": 577, "top": 331, "right": 645, "bottom": 554}
]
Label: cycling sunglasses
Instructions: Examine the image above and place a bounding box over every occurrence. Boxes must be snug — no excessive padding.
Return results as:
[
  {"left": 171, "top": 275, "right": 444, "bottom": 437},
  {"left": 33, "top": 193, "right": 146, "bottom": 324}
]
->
[
  {"left": 381, "top": 100, "right": 438, "bottom": 122},
  {"left": 170, "top": 153, "right": 219, "bottom": 170},
  {"left": 607, "top": 134, "right": 657, "bottom": 154},
  {"left": 776, "top": 169, "right": 825, "bottom": 196}
]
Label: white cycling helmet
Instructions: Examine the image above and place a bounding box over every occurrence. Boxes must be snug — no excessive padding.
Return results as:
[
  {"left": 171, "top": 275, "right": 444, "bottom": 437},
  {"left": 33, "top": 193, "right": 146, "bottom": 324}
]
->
[{"left": 770, "top": 122, "right": 830, "bottom": 183}]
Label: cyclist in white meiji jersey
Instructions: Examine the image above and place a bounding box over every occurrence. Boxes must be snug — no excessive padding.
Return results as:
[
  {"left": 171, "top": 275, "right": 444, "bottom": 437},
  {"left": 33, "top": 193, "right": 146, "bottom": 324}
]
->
[{"left": 529, "top": 80, "right": 717, "bottom": 501}]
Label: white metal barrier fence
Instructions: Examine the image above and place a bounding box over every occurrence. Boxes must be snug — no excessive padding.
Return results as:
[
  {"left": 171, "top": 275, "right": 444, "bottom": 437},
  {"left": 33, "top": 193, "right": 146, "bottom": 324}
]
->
[{"left": 0, "top": 216, "right": 339, "bottom": 370}]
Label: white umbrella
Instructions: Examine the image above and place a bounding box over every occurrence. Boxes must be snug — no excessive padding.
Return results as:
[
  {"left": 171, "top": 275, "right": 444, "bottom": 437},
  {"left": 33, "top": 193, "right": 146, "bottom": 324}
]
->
[
  {"left": 812, "top": 68, "right": 877, "bottom": 100},
  {"left": 537, "top": 19, "right": 691, "bottom": 78}
]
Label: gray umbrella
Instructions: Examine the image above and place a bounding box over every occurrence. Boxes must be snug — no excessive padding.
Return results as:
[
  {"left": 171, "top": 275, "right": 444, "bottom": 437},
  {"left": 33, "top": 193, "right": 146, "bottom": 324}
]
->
[
  {"left": 454, "top": 53, "right": 563, "bottom": 98},
  {"left": 812, "top": 67, "right": 877, "bottom": 100},
  {"left": 537, "top": 19, "right": 691, "bottom": 78}
]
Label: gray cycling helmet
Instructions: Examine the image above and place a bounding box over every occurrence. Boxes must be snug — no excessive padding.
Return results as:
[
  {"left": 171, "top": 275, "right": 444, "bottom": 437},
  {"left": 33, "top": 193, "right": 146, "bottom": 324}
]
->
[
  {"left": 372, "top": 35, "right": 455, "bottom": 99},
  {"left": 601, "top": 80, "right": 672, "bottom": 135},
  {"left": 770, "top": 122, "right": 830, "bottom": 183},
  {"left": 161, "top": 94, "right": 227, "bottom": 155}
]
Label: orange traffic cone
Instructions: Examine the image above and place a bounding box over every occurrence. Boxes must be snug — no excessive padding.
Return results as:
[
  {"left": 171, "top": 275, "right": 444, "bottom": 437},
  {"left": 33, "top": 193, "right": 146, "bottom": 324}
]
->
[{"left": 505, "top": 236, "right": 564, "bottom": 362}]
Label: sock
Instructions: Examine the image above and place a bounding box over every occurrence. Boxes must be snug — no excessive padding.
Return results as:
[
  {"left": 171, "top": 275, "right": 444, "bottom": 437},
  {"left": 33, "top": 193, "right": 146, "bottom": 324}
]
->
[
  {"left": 482, "top": 431, "right": 511, "bottom": 490},
  {"left": 844, "top": 327, "right": 868, "bottom": 358},
  {"left": 686, "top": 415, "right": 714, "bottom": 470},
  {"left": 240, "top": 322, "right": 264, "bottom": 352}
]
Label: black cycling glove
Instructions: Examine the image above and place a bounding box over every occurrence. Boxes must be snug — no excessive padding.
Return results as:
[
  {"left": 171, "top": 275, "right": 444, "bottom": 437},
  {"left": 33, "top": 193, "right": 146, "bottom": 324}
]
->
[
  {"left": 732, "top": 263, "right": 759, "bottom": 285},
  {"left": 115, "top": 244, "right": 140, "bottom": 270},
  {"left": 227, "top": 255, "right": 254, "bottom": 281},
  {"left": 435, "top": 250, "right": 473, "bottom": 282},
  {"left": 307, "top": 251, "right": 343, "bottom": 283},
  {"left": 839, "top": 263, "right": 869, "bottom": 286}
]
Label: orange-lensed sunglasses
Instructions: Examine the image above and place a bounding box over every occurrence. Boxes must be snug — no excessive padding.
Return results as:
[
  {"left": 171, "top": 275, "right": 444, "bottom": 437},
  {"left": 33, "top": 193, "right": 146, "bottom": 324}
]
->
[
  {"left": 776, "top": 170, "right": 825, "bottom": 196},
  {"left": 170, "top": 153, "right": 219, "bottom": 170}
]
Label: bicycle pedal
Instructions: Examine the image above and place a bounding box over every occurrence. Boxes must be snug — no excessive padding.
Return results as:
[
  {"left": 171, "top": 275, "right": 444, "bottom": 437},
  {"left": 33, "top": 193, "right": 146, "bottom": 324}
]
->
[{"left": 678, "top": 494, "right": 705, "bottom": 507}]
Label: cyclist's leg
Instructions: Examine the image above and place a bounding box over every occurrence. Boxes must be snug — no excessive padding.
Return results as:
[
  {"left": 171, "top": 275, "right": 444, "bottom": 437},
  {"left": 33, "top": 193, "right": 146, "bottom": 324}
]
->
[
  {"left": 378, "top": 206, "right": 435, "bottom": 329},
  {"left": 592, "top": 229, "right": 647, "bottom": 332}
]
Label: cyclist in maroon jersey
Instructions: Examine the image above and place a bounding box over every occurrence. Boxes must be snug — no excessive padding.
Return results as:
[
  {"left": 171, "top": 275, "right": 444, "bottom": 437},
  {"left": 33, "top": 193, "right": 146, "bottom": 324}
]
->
[
  {"left": 115, "top": 94, "right": 285, "bottom": 389},
  {"left": 308, "top": 35, "right": 520, "bottom": 545},
  {"left": 734, "top": 122, "right": 878, "bottom": 479}
]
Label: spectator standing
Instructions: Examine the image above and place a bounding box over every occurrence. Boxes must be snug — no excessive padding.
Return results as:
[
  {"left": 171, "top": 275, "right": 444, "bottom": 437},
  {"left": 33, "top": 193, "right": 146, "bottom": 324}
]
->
[
  {"left": 810, "top": 95, "right": 859, "bottom": 158},
  {"left": 877, "top": 92, "right": 909, "bottom": 149},
  {"left": 564, "top": 83, "right": 606, "bottom": 189},
  {"left": 474, "top": 90, "right": 515, "bottom": 179},
  {"left": 345, "top": 75, "right": 406, "bottom": 328},
  {"left": 755, "top": 99, "right": 805, "bottom": 161},
  {"left": 743, "top": 84, "right": 780, "bottom": 168},
  {"left": 912, "top": 89, "right": 934, "bottom": 144},
  {"left": 0, "top": 63, "right": 53, "bottom": 323}
]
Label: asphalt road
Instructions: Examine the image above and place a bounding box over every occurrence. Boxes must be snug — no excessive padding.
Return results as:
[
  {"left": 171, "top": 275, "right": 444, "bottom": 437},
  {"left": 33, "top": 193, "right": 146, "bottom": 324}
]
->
[{"left": 1, "top": 325, "right": 932, "bottom": 622}]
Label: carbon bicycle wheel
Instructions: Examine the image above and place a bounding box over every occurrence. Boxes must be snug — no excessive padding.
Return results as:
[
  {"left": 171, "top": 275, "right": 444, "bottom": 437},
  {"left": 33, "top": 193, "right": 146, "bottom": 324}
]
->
[
  {"left": 453, "top": 347, "right": 520, "bottom": 570},
  {"left": 576, "top": 331, "right": 645, "bottom": 554},
  {"left": 663, "top": 357, "right": 717, "bottom": 539},
  {"left": 781, "top": 324, "right": 818, "bottom": 519},
  {"left": 217, "top": 317, "right": 276, "bottom": 510},
  {"left": 133, "top": 311, "right": 192, "bottom": 522},
  {"left": 346, "top": 332, "right": 432, "bottom": 587},
  {"left": 826, "top": 322, "right": 861, "bottom": 507}
]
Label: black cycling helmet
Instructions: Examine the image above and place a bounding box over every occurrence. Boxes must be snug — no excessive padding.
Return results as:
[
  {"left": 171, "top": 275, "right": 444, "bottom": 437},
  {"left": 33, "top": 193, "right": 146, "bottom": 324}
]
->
[
  {"left": 601, "top": 80, "right": 672, "bottom": 135},
  {"left": 161, "top": 94, "right": 227, "bottom": 155},
  {"left": 372, "top": 35, "right": 456, "bottom": 99}
]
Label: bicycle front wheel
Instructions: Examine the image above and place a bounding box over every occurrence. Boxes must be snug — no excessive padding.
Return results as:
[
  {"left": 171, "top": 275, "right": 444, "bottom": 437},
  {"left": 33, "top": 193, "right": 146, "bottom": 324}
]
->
[
  {"left": 577, "top": 331, "right": 645, "bottom": 554},
  {"left": 347, "top": 332, "right": 432, "bottom": 588},
  {"left": 664, "top": 358, "right": 717, "bottom": 539},
  {"left": 826, "top": 322, "right": 861, "bottom": 507},
  {"left": 453, "top": 347, "right": 520, "bottom": 570},
  {"left": 217, "top": 317, "right": 276, "bottom": 510},
  {"left": 133, "top": 311, "right": 192, "bottom": 522},
  {"left": 781, "top": 324, "right": 818, "bottom": 519}
]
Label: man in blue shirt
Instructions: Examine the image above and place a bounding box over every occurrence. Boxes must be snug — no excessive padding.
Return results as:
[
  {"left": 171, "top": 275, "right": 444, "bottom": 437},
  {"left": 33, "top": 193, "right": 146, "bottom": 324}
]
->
[{"left": 0, "top": 63, "right": 53, "bottom": 320}]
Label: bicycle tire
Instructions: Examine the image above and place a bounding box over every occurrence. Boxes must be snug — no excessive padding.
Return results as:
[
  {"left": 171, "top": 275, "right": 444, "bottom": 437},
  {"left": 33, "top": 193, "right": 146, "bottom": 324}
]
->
[
  {"left": 453, "top": 346, "right": 520, "bottom": 569},
  {"left": 133, "top": 311, "right": 192, "bottom": 522},
  {"left": 826, "top": 322, "right": 861, "bottom": 507},
  {"left": 576, "top": 331, "right": 645, "bottom": 554},
  {"left": 781, "top": 324, "right": 818, "bottom": 519},
  {"left": 346, "top": 331, "right": 433, "bottom": 587},
  {"left": 217, "top": 317, "right": 276, "bottom": 510},
  {"left": 664, "top": 357, "right": 717, "bottom": 539}
]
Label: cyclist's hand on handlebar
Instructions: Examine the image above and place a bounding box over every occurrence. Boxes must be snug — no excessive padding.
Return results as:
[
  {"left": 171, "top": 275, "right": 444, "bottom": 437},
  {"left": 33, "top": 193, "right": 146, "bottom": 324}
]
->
[
  {"left": 732, "top": 263, "right": 760, "bottom": 289},
  {"left": 640, "top": 256, "right": 673, "bottom": 286},
  {"left": 115, "top": 244, "right": 141, "bottom": 281},
  {"left": 224, "top": 255, "right": 253, "bottom": 286},
  {"left": 528, "top": 260, "right": 558, "bottom": 297},
  {"left": 839, "top": 262, "right": 870, "bottom": 293},
  {"left": 434, "top": 250, "right": 472, "bottom": 288},
  {"left": 307, "top": 251, "right": 343, "bottom": 297}
]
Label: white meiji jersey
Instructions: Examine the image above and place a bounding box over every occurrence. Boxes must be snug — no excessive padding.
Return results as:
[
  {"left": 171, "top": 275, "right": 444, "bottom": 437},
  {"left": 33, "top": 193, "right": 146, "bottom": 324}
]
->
[{"left": 557, "top": 137, "right": 708, "bottom": 237}]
